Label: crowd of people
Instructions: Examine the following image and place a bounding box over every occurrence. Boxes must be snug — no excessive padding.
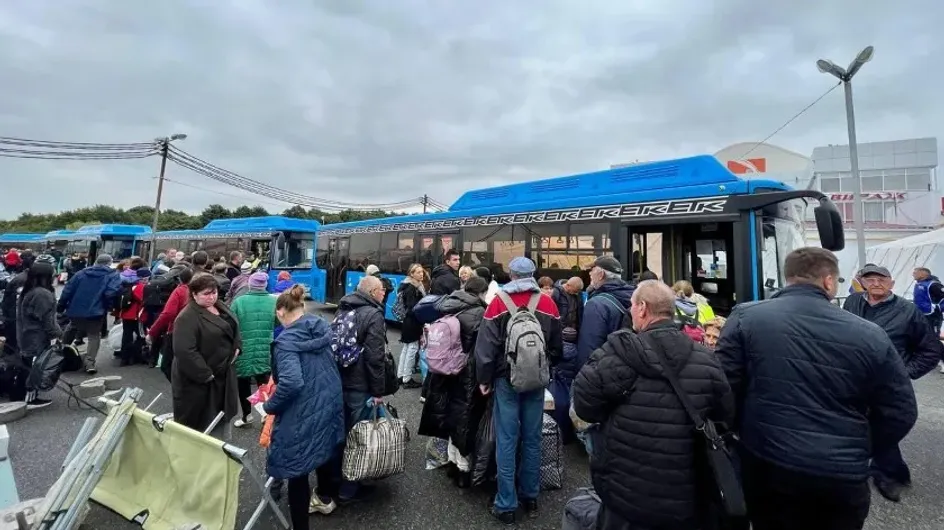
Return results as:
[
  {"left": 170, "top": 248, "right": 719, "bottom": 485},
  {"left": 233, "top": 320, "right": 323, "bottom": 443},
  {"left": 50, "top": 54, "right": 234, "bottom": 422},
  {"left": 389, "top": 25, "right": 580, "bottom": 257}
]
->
[{"left": 0, "top": 241, "right": 941, "bottom": 530}]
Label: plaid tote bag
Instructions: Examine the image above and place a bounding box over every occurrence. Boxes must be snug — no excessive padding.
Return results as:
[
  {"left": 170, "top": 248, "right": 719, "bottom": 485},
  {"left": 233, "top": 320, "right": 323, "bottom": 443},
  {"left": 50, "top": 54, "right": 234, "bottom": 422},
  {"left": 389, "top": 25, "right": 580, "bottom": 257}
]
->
[{"left": 342, "top": 403, "right": 410, "bottom": 482}]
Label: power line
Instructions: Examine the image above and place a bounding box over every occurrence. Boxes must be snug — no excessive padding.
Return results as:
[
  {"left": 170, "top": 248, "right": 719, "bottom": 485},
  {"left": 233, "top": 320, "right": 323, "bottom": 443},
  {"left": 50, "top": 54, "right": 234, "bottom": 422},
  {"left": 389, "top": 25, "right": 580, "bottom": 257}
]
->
[
  {"left": 738, "top": 81, "right": 842, "bottom": 160},
  {"left": 162, "top": 177, "right": 301, "bottom": 210}
]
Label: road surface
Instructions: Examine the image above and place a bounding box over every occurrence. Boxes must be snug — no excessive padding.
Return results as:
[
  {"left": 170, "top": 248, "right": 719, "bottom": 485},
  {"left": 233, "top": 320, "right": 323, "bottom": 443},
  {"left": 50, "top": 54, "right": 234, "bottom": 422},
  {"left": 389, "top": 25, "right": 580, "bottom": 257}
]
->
[{"left": 7, "top": 305, "right": 944, "bottom": 529}]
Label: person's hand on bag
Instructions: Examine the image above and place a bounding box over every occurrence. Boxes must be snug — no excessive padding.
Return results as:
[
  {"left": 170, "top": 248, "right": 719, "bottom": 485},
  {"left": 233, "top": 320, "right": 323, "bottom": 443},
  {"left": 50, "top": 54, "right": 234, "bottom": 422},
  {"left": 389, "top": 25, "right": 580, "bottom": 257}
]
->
[
  {"left": 371, "top": 396, "right": 384, "bottom": 406},
  {"left": 479, "top": 384, "right": 491, "bottom": 395}
]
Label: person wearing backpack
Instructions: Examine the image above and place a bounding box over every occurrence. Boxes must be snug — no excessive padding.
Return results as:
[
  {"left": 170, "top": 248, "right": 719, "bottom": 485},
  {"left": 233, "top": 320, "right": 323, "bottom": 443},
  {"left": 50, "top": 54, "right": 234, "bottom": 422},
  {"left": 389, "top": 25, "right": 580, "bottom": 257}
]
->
[
  {"left": 473, "top": 257, "right": 561, "bottom": 526},
  {"left": 418, "top": 276, "right": 489, "bottom": 489},
  {"left": 117, "top": 268, "right": 151, "bottom": 366},
  {"left": 576, "top": 256, "right": 634, "bottom": 369},
  {"left": 572, "top": 280, "right": 735, "bottom": 530}
]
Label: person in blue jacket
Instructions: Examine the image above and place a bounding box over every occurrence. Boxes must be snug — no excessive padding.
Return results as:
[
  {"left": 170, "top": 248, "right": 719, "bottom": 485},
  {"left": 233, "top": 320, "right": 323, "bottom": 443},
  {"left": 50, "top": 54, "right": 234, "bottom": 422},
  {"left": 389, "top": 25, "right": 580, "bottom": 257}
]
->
[
  {"left": 58, "top": 253, "right": 121, "bottom": 374},
  {"left": 263, "top": 284, "right": 345, "bottom": 529},
  {"left": 576, "top": 256, "right": 634, "bottom": 368}
]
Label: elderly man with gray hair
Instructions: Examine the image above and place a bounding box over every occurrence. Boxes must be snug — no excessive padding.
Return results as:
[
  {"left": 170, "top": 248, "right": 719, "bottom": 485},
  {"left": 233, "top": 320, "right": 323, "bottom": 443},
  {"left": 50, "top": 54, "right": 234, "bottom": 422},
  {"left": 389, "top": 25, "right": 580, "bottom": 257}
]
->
[
  {"left": 573, "top": 279, "right": 734, "bottom": 530},
  {"left": 59, "top": 253, "right": 122, "bottom": 374},
  {"left": 576, "top": 256, "right": 634, "bottom": 369}
]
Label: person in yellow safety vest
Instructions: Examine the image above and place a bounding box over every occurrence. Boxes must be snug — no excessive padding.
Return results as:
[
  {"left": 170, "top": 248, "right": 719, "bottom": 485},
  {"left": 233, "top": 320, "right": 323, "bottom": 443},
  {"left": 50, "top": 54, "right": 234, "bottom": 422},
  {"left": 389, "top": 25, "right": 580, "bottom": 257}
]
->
[{"left": 671, "top": 280, "right": 715, "bottom": 324}]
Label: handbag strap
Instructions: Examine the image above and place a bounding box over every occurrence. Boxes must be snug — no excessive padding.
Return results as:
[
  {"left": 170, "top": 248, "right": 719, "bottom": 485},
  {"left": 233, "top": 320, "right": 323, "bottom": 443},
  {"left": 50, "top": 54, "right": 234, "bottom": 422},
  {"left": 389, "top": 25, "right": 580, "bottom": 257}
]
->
[{"left": 635, "top": 332, "right": 708, "bottom": 434}]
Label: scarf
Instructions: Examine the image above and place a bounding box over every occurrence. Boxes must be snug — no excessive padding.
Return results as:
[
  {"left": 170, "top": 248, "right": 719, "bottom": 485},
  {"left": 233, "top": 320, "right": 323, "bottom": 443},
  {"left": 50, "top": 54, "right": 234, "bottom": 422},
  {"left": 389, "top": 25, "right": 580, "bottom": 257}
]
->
[
  {"left": 403, "top": 276, "right": 426, "bottom": 296},
  {"left": 503, "top": 277, "right": 540, "bottom": 294}
]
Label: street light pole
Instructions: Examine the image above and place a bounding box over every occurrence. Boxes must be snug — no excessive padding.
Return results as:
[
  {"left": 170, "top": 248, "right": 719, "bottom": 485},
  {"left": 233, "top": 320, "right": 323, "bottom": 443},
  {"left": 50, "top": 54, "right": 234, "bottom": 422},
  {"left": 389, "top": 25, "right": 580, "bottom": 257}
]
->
[
  {"left": 817, "top": 46, "right": 874, "bottom": 270},
  {"left": 150, "top": 133, "right": 187, "bottom": 260}
]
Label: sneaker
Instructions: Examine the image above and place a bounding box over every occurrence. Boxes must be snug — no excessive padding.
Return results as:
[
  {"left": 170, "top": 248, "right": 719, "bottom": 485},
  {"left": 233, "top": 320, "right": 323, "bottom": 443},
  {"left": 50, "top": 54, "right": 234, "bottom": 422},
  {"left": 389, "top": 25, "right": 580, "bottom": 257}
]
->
[
  {"left": 85, "top": 366, "right": 98, "bottom": 375},
  {"left": 490, "top": 507, "right": 515, "bottom": 526},
  {"left": 234, "top": 417, "right": 254, "bottom": 428},
  {"left": 308, "top": 495, "right": 337, "bottom": 515},
  {"left": 522, "top": 498, "right": 539, "bottom": 519},
  {"left": 26, "top": 398, "right": 53, "bottom": 410},
  {"left": 419, "top": 396, "right": 426, "bottom": 404}
]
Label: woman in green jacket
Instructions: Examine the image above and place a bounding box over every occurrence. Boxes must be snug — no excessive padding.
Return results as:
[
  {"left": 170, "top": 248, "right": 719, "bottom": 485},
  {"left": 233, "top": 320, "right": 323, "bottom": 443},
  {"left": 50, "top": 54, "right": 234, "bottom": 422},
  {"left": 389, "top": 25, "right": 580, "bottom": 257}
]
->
[{"left": 230, "top": 272, "right": 278, "bottom": 427}]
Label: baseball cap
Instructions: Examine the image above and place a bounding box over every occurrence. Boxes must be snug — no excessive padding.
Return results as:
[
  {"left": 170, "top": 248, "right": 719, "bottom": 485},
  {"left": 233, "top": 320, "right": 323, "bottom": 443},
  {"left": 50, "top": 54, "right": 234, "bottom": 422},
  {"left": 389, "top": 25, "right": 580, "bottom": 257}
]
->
[
  {"left": 592, "top": 256, "right": 623, "bottom": 275},
  {"left": 859, "top": 264, "right": 891, "bottom": 278},
  {"left": 365, "top": 264, "right": 380, "bottom": 276},
  {"left": 508, "top": 257, "right": 536, "bottom": 276}
]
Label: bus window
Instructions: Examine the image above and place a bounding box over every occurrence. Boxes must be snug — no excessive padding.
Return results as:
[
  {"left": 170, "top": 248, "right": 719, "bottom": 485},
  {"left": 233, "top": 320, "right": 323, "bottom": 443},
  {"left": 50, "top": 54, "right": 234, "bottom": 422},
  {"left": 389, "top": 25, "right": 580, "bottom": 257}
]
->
[
  {"left": 316, "top": 235, "right": 329, "bottom": 269},
  {"left": 100, "top": 239, "right": 133, "bottom": 260},
  {"left": 203, "top": 239, "right": 227, "bottom": 261},
  {"left": 280, "top": 234, "right": 314, "bottom": 269},
  {"left": 418, "top": 235, "right": 436, "bottom": 269},
  {"left": 349, "top": 234, "right": 380, "bottom": 271},
  {"left": 631, "top": 232, "right": 664, "bottom": 280},
  {"left": 695, "top": 240, "right": 728, "bottom": 279},
  {"left": 760, "top": 199, "right": 807, "bottom": 299}
]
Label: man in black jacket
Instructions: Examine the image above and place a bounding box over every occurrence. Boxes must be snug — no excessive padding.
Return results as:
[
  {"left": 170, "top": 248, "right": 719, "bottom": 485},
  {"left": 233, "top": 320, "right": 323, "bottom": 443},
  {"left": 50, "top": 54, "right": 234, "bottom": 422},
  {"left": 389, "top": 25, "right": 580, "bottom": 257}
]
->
[
  {"left": 717, "top": 248, "right": 917, "bottom": 530},
  {"left": 429, "top": 249, "right": 461, "bottom": 295},
  {"left": 573, "top": 279, "right": 733, "bottom": 530},
  {"left": 1, "top": 251, "right": 35, "bottom": 348},
  {"left": 333, "top": 275, "right": 389, "bottom": 505},
  {"left": 842, "top": 263, "right": 941, "bottom": 502}
]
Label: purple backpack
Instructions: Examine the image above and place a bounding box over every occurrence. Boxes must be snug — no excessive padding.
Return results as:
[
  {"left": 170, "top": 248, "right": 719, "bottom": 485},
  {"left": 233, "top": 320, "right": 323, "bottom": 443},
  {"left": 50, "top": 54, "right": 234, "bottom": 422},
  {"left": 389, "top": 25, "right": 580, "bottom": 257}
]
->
[{"left": 424, "top": 313, "right": 466, "bottom": 376}]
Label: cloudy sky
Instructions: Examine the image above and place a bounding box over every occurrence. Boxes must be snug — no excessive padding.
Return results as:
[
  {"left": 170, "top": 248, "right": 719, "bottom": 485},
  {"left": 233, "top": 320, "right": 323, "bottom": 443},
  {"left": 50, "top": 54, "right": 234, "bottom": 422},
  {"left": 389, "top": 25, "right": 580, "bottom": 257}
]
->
[{"left": 0, "top": 0, "right": 940, "bottom": 217}]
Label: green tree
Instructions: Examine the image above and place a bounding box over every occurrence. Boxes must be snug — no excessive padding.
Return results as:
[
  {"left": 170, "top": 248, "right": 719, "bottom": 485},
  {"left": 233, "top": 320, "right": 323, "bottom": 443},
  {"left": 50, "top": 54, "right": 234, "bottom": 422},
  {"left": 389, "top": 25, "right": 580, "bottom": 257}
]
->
[{"left": 199, "top": 204, "right": 233, "bottom": 227}]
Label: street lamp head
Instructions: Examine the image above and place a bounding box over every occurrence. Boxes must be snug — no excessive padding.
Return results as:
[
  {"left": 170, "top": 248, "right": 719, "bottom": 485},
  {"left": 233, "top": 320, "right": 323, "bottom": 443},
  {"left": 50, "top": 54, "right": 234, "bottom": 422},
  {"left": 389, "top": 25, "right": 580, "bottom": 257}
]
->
[
  {"left": 846, "top": 45, "right": 874, "bottom": 79},
  {"left": 170, "top": 133, "right": 187, "bottom": 141},
  {"left": 816, "top": 59, "right": 846, "bottom": 79}
]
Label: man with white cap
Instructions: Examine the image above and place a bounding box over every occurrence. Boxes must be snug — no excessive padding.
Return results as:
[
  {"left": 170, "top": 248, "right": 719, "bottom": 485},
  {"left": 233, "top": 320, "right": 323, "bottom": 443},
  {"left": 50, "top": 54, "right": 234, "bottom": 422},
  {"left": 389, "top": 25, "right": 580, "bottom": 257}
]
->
[
  {"left": 59, "top": 253, "right": 122, "bottom": 374},
  {"left": 365, "top": 264, "right": 393, "bottom": 307},
  {"left": 474, "top": 256, "right": 561, "bottom": 525}
]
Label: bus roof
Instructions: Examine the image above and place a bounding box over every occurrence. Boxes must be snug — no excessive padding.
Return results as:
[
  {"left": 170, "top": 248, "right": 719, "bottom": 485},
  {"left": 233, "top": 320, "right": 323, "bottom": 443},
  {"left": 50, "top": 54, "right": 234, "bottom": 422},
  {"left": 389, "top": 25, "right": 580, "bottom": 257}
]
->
[
  {"left": 319, "top": 155, "right": 792, "bottom": 234},
  {"left": 43, "top": 229, "right": 76, "bottom": 241},
  {"left": 74, "top": 224, "right": 152, "bottom": 237},
  {"left": 0, "top": 233, "right": 46, "bottom": 244},
  {"left": 202, "top": 216, "right": 320, "bottom": 233}
]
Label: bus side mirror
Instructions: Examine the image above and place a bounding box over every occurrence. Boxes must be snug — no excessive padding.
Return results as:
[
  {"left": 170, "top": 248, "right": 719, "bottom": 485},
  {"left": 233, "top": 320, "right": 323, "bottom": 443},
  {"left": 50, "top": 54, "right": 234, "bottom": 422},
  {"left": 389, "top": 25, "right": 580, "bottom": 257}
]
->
[{"left": 813, "top": 199, "right": 845, "bottom": 252}]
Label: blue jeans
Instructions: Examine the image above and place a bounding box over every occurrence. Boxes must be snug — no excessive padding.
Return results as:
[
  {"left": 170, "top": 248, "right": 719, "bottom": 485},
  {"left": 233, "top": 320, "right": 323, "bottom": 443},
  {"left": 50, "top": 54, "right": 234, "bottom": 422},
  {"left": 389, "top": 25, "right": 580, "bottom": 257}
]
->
[{"left": 492, "top": 377, "right": 544, "bottom": 512}]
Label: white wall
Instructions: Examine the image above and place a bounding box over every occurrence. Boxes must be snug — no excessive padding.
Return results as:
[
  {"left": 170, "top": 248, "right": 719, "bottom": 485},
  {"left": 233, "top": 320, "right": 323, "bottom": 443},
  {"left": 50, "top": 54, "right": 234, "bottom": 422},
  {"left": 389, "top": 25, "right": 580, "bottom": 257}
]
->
[{"left": 806, "top": 227, "right": 928, "bottom": 284}]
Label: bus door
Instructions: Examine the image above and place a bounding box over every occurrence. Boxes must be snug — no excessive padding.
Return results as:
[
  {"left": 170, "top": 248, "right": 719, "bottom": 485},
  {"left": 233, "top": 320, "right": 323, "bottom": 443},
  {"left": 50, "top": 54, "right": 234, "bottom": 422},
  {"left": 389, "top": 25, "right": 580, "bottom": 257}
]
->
[
  {"left": 626, "top": 227, "right": 668, "bottom": 282},
  {"left": 326, "top": 237, "right": 349, "bottom": 303},
  {"left": 679, "top": 222, "right": 735, "bottom": 315}
]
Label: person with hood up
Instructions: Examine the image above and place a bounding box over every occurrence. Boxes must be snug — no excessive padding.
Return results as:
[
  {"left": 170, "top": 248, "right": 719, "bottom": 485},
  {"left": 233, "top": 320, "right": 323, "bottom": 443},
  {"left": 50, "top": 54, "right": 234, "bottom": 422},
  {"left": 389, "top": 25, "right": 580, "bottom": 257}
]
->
[
  {"left": 672, "top": 280, "right": 715, "bottom": 324},
  {"left": 576, "top": 256, "right": 633, "bottom": 368},
  {"left": 573, "top": 280, "right": 735, "bottom": 530},
  {"left": 15, "top": 259, "right": 62, "bottom": 409},
  {"left": 334, "top": 275, "right": 389, "bottom": 504},
  {"left": 396, "top": 264, "right": 428, "bottom": 389},
  {"left": 171, "top": 273, "right": 241, "bottom": 434},
  {"left": 59, "top": 253, "right": 122, "bottom": 374},
  {"left": 475, "top": 266, "right": 501, "bottom": 304},
  {"left": 418, "top": 276, "right": 489, "bottom": 488},
  {"left": 264, "top": 285, "right": 345, "bottom": 527},
  {"left": 430, "top": 249, "right": 461, "bottom": 296},
  {"left": 230, "top": 272, "right": 277, "bottom": 428},
  {"left": 1, "top": 250, "right": 35, "bottom": 348},
  {"left": 226, "top": 261, "right": 255, "bottom": 304},
  {"left": 272, "top": 271, "right": 294, "bottom": 294}
]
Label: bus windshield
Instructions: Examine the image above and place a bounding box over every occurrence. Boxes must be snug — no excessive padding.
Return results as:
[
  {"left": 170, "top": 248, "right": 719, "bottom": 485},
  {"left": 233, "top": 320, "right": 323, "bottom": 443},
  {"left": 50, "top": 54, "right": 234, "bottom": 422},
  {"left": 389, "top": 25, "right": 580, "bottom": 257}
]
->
[
  {"left": 273, "top": 233, "right": 314, "bottom": 269},
  {"left": 760, "top": 199, "right": 807, "bottom": 297},
  {"left": 100, "top": 239, "right": 135, "bottom": 260}
]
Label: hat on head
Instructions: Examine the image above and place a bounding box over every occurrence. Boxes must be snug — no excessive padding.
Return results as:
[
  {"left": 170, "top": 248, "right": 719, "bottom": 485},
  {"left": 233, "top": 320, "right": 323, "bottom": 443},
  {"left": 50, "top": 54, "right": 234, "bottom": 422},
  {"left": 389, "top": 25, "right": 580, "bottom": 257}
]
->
[
  {"left": 136, "top": 268, "right": 152, "bottom": 279},
  {"left": 508, "top": 257, "right": 536, "bottom": 277},
  {"left": 95, "top": 253, "right": 113, "bottom": 266},
  {"left": 249, "top": 271, "right": 269, "bottom": 289},
  {"left": 593, "top": 256, "right": 623, "bottom": 275},
  {"left": 859, "top": 263, "right": 891, "bottom": 278},
  {"left": 365, "top": 264, "right": 380, "bottom": 276},
  {"left": 240, "top": 261, "right": 253, "bottom": 272}
]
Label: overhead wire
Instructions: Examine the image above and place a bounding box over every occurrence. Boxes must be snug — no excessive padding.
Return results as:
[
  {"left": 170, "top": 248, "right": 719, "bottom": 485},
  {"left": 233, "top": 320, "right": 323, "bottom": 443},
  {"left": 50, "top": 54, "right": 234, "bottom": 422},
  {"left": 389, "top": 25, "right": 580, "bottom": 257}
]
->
[{"left": 161, "top": 177, "right": 301, "bottom": 210}]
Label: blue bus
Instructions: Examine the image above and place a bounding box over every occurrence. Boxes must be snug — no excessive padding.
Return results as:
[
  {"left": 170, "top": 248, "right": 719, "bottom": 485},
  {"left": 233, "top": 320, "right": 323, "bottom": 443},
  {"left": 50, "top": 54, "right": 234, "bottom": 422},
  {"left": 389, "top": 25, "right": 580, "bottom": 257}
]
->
[
  {"left": 65, "top": 224, "right": 153, "bottom": 262},
  {"left": 314, "top": 155, "right": 843, "bottom": 320},
  {"left": 0, "top": 233, "right": 46, "bottom": 249},
  {"left": 148, "top": 216, "right": 321, "bottom": 294}
]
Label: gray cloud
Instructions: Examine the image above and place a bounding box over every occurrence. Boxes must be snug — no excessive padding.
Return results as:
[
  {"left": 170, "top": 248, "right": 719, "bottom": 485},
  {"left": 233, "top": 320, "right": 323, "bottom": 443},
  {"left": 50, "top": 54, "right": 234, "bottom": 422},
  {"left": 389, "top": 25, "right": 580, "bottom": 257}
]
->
[{"left": 0, "top": 0, "right": 939, "bottom": 217}]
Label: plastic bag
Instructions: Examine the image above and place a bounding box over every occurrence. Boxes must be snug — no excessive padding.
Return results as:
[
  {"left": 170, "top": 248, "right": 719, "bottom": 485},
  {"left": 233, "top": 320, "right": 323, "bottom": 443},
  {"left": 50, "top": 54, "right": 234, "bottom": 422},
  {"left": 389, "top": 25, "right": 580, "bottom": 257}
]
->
[
  {"left": 419, "top": 347, "right": 429, "bottom": 381},
  {"left": 425, "top": 437, "right": 450, "bottom": 470},
  {"left": 106, "top": 324, "right": 123, "bottom": 352},
  {"left": 471, "top": 398, "right": 496, "bottom": 486},
  {"left": 248, "top": 378, "right": 275, "bottom": 406}
]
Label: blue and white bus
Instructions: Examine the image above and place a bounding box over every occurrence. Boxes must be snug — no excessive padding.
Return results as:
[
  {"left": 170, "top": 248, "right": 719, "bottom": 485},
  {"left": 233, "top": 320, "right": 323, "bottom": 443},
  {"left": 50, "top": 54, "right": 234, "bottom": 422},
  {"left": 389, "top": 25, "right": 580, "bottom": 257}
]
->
[
  {"left": 314, "top": 155, "right": 844, "bottom": 320},
  {"left": 60, "top": 224, "right": 152, "bottom": 262},
  {"left": 148, "top": 216, "right": 322, "bottom": 294}
]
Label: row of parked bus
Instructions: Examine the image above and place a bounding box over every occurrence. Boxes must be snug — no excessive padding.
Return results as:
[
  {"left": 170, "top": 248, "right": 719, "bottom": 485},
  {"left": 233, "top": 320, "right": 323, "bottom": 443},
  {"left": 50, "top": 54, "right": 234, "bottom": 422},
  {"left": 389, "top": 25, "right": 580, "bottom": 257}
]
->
[{"left": 1, "top": 154, "right": 846, "bottom": 319}]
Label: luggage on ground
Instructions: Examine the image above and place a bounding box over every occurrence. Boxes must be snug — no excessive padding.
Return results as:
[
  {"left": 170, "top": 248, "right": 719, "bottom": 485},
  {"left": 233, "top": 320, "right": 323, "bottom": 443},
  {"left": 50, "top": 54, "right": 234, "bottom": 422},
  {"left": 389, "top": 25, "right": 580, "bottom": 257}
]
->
[
  {"left": 561, "top": 487, "right": 602, "bottom": 530},
  {"left": 540, "top": 413, "right": 564, "bottom": 490},
  {"left": 342, "top": 403, "right": 409, "bottom": 482}
]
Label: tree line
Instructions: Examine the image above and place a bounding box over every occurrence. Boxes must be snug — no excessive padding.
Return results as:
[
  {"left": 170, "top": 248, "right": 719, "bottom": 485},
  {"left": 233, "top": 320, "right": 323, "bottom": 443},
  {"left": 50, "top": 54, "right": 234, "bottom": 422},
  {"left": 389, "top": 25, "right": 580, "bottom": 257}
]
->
[{"left": 0, "top": 204, "right": 398, "bottom": 234}]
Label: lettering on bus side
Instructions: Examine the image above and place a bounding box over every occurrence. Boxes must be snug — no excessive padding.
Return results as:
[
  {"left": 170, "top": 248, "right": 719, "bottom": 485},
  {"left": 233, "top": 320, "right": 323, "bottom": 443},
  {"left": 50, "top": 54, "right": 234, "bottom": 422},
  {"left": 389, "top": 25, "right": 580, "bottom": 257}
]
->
[{"left": 320, "top": 196, "right": 728, "bottom": 236}]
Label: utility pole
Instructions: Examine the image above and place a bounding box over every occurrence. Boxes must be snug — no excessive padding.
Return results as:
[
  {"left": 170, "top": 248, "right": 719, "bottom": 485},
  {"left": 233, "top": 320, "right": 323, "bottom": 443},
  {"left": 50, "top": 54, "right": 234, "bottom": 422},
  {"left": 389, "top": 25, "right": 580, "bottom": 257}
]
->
[
  {"left": 422, "top": 194, "right": 428, "bottom": 213},
  {"left": 149, "top": 133, "right": 187, "bottom": 260}
]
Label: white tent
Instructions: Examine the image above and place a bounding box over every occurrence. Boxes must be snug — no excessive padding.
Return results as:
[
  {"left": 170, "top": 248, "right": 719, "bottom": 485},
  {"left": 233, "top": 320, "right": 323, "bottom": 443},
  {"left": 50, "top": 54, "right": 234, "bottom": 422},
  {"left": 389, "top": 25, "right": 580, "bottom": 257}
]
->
[{"left": 865, "top": 227, "right": 944, "bottom": 298}]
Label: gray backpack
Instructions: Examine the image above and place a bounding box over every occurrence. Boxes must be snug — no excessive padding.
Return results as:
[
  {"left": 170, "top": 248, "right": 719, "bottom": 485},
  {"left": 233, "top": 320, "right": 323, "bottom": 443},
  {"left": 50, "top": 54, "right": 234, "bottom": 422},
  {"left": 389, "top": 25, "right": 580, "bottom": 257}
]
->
[
  {"left": 561, "top": 487, "right": 601, "bottom": 530},
  {"left": 496, "top": 291, "right": 549, "bottom": 392}
]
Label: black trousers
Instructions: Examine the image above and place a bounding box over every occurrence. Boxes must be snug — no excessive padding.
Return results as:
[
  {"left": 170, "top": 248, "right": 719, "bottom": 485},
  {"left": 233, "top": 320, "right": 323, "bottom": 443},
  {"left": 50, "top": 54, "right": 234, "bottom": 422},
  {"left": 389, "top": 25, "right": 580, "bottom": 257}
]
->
[
  {"left": 159, "top": 334, "right": 174, "bottom": 383},
  {"left": 237, "top": 373, "right": 270, "bottom": 418},
  {"left": 741, "top": 450, "right": 870, "bottom": 530},
  {"left": 925, "top": 312, "right": 942, "bottom": 336},
  {"left": 119, "top": 319, "right": 142, "bottom": 362},
  {"left": 287, "top": 475, "right": 311, "bottom": 530}
]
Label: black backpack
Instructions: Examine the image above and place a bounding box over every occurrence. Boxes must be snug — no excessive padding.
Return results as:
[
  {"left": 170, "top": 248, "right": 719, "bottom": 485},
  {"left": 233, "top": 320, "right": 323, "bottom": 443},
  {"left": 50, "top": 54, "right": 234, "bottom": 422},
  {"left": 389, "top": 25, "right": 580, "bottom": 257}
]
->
[
  {"left": 143, "top": 273, "right": 179, "bottom": 310},
  {"left": 118, "top": 283, "right": 135, "bottom": 311}
]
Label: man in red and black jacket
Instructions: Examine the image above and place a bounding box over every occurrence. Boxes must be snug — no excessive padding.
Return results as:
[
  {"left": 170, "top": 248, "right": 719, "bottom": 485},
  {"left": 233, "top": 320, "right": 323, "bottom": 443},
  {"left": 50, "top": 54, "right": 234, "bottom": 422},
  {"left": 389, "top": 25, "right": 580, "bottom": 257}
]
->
[{"left": 474, "top": 256, "right": 561, "bottom": 526}]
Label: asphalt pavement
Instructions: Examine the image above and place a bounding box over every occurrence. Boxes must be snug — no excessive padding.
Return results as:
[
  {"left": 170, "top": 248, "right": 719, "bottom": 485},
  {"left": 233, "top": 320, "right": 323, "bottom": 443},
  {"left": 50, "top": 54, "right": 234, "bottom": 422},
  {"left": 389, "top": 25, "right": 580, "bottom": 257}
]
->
[{"left": 6, "top": 305, "right": 944, "bottom": 529}]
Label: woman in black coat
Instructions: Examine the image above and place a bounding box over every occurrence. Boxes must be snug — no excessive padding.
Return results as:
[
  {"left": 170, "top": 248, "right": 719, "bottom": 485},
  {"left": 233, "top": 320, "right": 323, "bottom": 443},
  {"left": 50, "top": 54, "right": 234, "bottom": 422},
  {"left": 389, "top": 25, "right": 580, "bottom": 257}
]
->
[
  {"left": 396, "top": 263, "right": 428, "bottom": 389},
  {"left": 418, "top": 277, "right": 489, "bottom": 488},
  {"left": 171, "top": 273, "right": 241, "bottom": 433}
]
